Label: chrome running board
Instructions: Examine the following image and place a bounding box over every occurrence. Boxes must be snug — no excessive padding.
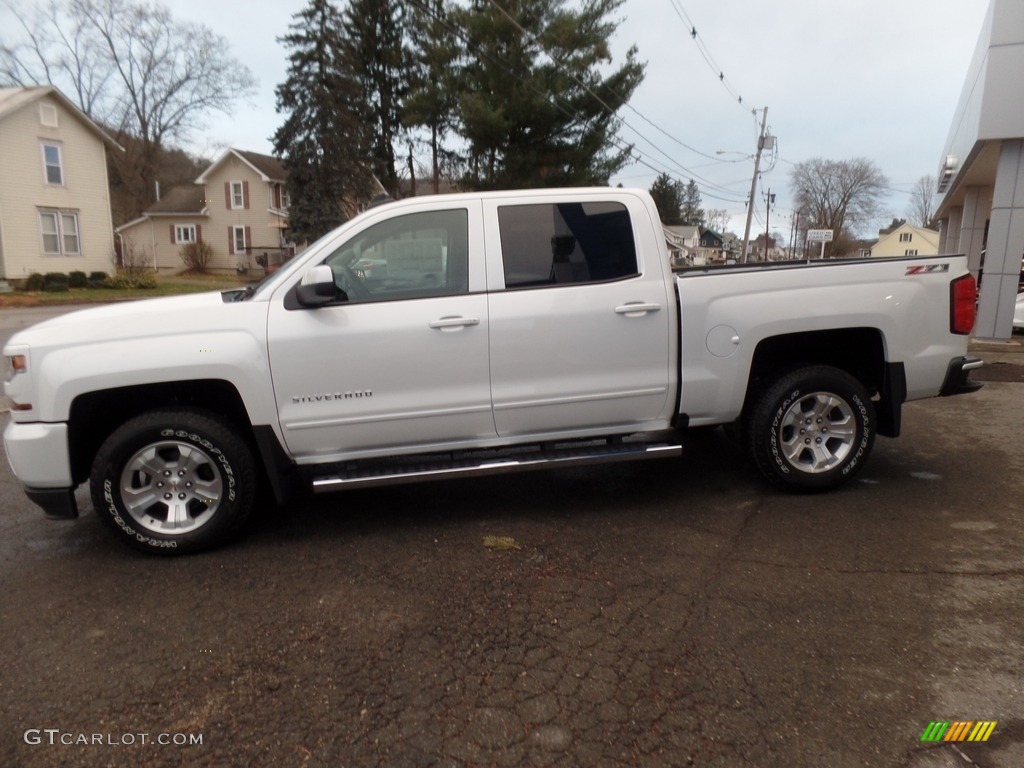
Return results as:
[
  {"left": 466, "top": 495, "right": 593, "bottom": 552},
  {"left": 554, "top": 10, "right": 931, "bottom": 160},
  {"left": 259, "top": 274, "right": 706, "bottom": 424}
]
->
[{"left": 312, "top": 441, "right": 681, "bottom": 492}]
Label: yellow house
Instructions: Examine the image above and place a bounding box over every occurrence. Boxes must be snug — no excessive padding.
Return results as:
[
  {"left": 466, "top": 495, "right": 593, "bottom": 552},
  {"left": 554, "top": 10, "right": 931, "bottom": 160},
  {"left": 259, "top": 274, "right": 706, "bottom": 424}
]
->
[
  {"left": 0, "top": 86, "right": 121, "bottom": 279},
  {"left": 117, "top": 148, "right": 292, "bottom": 274},
  {"left": 870, "top": 222, "right": 940, "bottom": 258}
]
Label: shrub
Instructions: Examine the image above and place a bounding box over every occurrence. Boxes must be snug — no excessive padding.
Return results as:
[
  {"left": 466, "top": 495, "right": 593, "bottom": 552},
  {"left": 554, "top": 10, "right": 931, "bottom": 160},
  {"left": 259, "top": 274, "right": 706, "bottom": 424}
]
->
[
  {"left": 43, "top": 272, "right": 69, "bottom": 292},
  {"left": 103, "top": 273, "right": 157, "bottom": 290},
  {"left": 21, "top": 273, "right": 45, "bottom": 291},
  {"left": 68, "top": 270, "right": 88, "bottom": 288},
  {"left": 88, "top": 271, "right": 108, "bottom": 288},
  {"left": 180, "top": 241, "right": 214, "bottom": 273}
]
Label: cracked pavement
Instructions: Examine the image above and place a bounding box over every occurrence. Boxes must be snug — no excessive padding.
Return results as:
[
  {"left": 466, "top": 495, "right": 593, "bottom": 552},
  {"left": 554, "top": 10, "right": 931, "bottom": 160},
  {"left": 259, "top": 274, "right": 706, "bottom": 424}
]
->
[{"left": 1, "top": 312, "right": 1023, "bottom": 766}]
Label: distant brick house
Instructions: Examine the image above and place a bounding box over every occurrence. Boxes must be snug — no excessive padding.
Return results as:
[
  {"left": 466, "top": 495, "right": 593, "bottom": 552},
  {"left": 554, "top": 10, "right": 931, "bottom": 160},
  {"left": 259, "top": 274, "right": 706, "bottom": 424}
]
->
[
  {"left": 116, "top": 148, "right": 292, "bottom": 274},
  {"left": 0, "top": 85, "right": 121, "bottom": 279}
]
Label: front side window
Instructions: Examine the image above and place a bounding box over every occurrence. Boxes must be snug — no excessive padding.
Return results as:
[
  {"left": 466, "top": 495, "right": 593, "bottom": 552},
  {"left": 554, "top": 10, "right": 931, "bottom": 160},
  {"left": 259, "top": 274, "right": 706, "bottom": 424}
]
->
[
  {"left": 497, "top": 202, "right": 638, "bottom": 289},
  {"left": 39, "top": 209, "right": 79, "bottom": 254},
  {"left": 322, "top": 209, "right": 468, "bottom": 303},
  {"left": 176, "top": 225, "right": 196, "bottom": 243},
  {"left": 231, "top": 181, "right": 244, "bottom": 209},
  {"left": 900, "top": 232, "right": 912, "bottom": 242},
  {"left": 41, "top": 142, "right": 63, "bottom": 185},
  {"left": 905, "top": 249, "right": 918, "bottom": 256}
]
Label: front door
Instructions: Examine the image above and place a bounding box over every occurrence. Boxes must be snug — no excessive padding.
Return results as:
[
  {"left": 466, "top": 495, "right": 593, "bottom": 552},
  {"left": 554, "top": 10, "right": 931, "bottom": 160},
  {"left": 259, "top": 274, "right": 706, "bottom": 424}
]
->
[{"left": 267, "top": 203, "right": 495, "bottom": 461}]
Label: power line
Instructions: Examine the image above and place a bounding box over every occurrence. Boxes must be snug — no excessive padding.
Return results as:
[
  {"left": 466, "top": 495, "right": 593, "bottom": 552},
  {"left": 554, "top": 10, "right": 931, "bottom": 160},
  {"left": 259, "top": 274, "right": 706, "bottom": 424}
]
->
[{"left": 665, "top": 0, "right": 751, "bottom": 112}]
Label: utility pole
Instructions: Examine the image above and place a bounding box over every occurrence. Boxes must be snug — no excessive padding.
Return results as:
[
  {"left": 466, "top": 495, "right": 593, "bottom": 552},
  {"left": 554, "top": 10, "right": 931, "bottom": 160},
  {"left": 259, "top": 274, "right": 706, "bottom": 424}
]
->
[
  {"left": 741, "top": 107, "right": 769, "bottom": 264},
  {"left": 789, "top": 210, "right": 799, "bottom": 260},
  {"left": 763, "top": 187, "right": 775, "bottom": 261}
]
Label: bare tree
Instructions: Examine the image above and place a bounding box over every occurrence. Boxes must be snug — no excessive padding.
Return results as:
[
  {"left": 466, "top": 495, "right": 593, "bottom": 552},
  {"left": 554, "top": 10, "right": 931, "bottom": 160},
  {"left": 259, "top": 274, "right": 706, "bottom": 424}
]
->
[
  {"left": 0, "top": 0, "right": 256, "bottom": 217},
  {"left": 906, "top": 174, "right": 937, "bottom": 229},
  {"left": 704, "top": 208, "right": 731, "bottom": 234},
  {"left": 790, "top": 157, "right": 888, "bottom": 255}
]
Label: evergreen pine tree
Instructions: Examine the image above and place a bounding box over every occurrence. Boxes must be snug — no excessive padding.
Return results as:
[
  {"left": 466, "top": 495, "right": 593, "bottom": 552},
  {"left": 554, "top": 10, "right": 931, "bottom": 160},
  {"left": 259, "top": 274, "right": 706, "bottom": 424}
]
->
[
  {"left": 404, "top": 0, "right": 461, "bottom": 193},
  {"left": 273, "top": 0, "right": 371, "bottom": 242},
  {"left": 648, "top": 173, "right": 684, "bottom": 225},
  {"left": 343, "top": 0, "right": 409, "bottom": 198},
  {"left": 453, "top": 0, "right": 644, "bottom": 190},
  {"left": 679, "top": 180, "right": 704, "bottom": 226}
]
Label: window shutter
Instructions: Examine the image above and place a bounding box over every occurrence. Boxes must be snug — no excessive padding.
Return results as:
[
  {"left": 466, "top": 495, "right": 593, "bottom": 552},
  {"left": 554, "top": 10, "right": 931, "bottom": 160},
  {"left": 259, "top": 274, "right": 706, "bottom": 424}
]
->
[
  {"left": 244, "top": 225, "right": 251, "bottom": 252},
  {"left": 196, "top": 224, "right": 202, "bottom": 243},
  {"left": 225, "top": 182, "right": 231, "bottom": 209},
  {"left": 228, "top": 227, "right": 234, "bottom": 255},
  {"left": 243, "top": 181, "right": 250, "bottom": 209},
  {"left": 170, "top": 225, "right": 176, "bottom": 244}
]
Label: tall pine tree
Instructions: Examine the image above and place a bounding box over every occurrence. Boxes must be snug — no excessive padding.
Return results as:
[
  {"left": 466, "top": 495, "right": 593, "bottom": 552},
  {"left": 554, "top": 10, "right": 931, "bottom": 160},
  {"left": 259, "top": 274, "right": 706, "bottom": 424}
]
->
[
  {"left": 648, "top": 173, "right": 684, "bottom": 225},
  {"left": 404, "top": 0, "right": 461, "bottom": 193},
  {"left": 273, "top": 0, "right": 371, "bottom": 242},
  {"left": 453, "top": 0, "right": 644, "bottom": 190},
  {"left": 679, "top": 180, "right": 704, "bottom": 226},
  {"left": 343, "top": 0, "right": 408, "bottom": 199}
]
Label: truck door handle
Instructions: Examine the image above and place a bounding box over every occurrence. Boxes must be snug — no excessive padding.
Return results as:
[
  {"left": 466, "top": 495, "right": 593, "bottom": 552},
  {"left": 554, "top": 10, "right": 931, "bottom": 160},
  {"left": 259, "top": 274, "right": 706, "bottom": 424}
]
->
[
  {"left": 429, "top": 316, "right": 480, "bottom": 330},
  {"left": 614, "top": 302, "right": 661, "bottom": 316}
]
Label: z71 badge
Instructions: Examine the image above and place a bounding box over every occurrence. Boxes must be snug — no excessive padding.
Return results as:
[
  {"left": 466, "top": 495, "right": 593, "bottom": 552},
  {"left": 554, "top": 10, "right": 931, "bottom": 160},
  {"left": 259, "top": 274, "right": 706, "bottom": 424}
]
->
[{"left": 906, "top": 263, "right": 950, "bottom": 275}]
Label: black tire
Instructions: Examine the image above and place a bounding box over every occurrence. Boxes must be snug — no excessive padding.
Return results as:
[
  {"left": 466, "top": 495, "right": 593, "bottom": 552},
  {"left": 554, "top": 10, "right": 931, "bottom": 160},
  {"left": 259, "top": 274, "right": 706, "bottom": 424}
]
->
[
  {"left": 89, "top": 409, "right": 256, "bottom": 554},
  {"left": 743, "top": 365, "right": 875, "bottom": 492}
]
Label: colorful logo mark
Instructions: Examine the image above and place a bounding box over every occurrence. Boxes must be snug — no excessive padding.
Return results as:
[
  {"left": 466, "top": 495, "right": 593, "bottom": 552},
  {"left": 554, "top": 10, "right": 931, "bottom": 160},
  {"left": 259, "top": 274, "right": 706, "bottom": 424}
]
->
[{"left": 921, "top": 721, "right": 996, "bottom": 742}]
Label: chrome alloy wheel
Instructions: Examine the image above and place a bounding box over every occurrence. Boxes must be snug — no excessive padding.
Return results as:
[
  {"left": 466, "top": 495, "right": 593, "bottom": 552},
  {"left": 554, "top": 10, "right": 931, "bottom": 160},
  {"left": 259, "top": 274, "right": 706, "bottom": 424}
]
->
[
  {"left": 119, "top": 440, "right": 223, "bottom": 534},
  {"left": 778, "top": 391, "right": 857, "bottom": 474}
]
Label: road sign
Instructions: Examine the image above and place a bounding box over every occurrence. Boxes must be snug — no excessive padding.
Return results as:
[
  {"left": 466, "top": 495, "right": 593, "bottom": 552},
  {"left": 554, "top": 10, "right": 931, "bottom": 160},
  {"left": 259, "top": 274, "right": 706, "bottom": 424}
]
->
[{"left": 806, "top": 229, "right": 834, "bottom": 242}]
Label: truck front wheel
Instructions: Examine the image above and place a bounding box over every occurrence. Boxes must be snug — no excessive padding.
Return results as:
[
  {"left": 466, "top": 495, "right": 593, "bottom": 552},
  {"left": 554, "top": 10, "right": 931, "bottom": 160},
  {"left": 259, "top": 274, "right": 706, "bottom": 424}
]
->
[
  {"left": 89, "top": 409, "right": 256, "bottom": 554},
  {"left": 744, "top": 366, "right": 875, "bottom": 492}
]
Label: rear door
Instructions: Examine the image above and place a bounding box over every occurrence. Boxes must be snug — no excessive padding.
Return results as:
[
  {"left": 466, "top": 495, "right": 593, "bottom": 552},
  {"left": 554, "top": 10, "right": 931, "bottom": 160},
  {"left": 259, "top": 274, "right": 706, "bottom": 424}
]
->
[{"left": 483, "top": 192, "right": 674, "bottom": 438}]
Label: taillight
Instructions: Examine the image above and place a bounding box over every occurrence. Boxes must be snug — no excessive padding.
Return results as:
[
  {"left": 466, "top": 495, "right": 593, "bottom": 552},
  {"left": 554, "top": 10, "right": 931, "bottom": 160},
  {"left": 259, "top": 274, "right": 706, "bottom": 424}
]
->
[{"left": 950, "top": 274, "right": 977, "bottom": 334}]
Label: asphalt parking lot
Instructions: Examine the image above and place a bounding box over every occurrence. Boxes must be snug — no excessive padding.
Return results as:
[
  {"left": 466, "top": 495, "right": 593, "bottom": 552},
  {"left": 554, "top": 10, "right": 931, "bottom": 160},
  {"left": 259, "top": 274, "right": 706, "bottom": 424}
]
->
[{"left": 1, "top": 306, "right": 1022, "bottom": 767}]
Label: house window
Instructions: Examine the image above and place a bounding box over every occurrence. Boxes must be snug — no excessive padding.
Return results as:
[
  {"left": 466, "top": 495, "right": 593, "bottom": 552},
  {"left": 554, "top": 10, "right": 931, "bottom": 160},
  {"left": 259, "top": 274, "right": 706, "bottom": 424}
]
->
[
  {"left": 273, "top": 183, "right": 290, "bottom": 210},
  {"left": 41, "top": 142, "right": 63, "bottom": 185},
  {"left": 231, "top": 181, "right": 245, "bottom": 209},
  {"left": 39, "top": 209, "right": 80, "bottom": 255},
  {"left": 39, "top": 103, "right": 58, "bottom": 127},
  {"left": 905, "top": 249, "right": 918, "bottom": 256},
  {"left": 175, "top": 225, "right": 196, "bottom": 243},
  {"left": 232, "top": 225, "right": 248, "bottom": 254},
  {"left": 899, "top": 232, "right": 912, "bottom": 242}
]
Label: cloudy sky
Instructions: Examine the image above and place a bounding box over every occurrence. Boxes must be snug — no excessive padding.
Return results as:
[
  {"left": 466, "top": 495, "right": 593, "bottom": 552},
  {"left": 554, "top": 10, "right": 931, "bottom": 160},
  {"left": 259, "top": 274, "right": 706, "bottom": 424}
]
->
[{"left": 4, "top": 0, "right": 992, "bottom": 237}]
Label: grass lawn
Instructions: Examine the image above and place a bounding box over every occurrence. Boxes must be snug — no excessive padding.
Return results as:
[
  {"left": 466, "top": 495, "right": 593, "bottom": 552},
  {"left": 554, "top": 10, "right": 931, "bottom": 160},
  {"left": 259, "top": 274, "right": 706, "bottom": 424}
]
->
[{"left": 0, "top": 273, "right": 260, "bottom": 308}]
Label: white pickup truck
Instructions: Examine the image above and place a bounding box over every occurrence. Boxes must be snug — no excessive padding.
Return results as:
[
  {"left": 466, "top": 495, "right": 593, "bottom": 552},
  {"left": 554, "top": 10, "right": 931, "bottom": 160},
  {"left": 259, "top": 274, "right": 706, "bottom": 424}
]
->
[{"left": 3, "top": 188, "right": 981, "bottom": 554}]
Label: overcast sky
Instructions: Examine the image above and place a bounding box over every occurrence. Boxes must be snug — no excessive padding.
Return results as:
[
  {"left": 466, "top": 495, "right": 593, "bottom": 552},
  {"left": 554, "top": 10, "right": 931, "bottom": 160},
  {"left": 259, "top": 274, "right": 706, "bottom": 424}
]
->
[{"left": 5, "top": 0, "right": 991, "bottom": 238}]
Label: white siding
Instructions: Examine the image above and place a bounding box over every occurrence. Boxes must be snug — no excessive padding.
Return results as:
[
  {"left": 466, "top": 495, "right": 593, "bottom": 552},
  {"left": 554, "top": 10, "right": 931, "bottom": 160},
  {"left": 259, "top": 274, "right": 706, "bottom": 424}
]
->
[{"left": 0, "top": 96, "right": 115, "bottom": 277}]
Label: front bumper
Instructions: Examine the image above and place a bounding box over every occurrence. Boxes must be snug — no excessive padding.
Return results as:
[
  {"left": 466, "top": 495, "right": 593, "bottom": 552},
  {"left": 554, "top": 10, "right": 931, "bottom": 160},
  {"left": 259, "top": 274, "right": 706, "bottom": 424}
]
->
[
  {"left": 4, "top": 420, "right": 78, "bottom": 519},
  {"left": 939, "top": 356, "right": 984, "bottom": 397}
]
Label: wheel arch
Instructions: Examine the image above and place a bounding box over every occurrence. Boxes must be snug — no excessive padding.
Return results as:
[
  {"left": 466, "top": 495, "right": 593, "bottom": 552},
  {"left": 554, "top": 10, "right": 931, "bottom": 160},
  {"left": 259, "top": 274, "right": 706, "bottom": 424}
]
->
[
  {"left": 744, "top": 328, "right": 903, "bottom": 437},
  {"left": 68, "top": 380, "right": 291, "bottom": 500}
]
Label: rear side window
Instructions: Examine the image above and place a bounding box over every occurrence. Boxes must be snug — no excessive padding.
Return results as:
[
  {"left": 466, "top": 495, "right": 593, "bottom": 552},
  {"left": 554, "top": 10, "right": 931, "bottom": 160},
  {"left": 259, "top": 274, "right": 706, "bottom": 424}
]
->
[{"left": 497, "top": 202, "right": 638, "bottom": 289}]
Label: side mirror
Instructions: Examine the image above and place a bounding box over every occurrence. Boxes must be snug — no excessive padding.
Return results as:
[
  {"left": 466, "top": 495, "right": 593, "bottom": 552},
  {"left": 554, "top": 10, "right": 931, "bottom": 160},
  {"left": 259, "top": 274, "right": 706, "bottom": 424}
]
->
[{"left": 296, "top": 265, "right": 340, "bottom": 307}]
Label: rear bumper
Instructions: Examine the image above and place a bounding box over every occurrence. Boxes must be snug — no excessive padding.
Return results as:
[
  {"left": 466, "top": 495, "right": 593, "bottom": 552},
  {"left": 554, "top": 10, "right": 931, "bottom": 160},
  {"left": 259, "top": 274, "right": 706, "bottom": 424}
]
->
[{"left": 939, "top": 356, "right": 984, "bottom": 397}]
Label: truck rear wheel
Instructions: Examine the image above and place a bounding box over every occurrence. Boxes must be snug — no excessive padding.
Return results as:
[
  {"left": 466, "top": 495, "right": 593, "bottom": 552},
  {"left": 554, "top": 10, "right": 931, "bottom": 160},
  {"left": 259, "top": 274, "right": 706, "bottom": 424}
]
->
[
  {"left": 744, "top": 365, "right": 875, "bottom": 492},
  {"left": 89, "top": 409, "right": 256, "bottom": 554}
]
